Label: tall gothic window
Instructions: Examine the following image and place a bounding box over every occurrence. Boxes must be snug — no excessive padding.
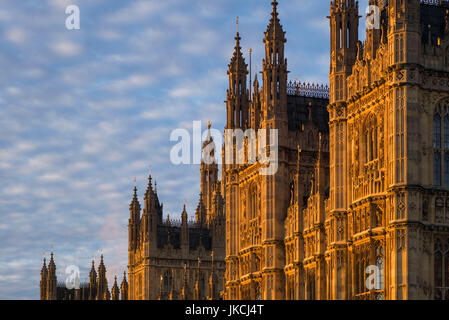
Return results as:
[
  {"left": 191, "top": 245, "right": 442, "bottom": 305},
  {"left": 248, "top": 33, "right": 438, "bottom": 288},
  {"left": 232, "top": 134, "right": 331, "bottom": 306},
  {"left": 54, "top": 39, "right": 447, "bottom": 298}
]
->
[
  {"left": 396, "top": 88, "right": 405, "bottom": 183},
  {"left": 364, "top": 115, "right": 378, "bottom": 164},
  {"left": 163, "top": 271, "right": 172, "bottom": 294},
  {"left": 434, "top": 239, "right": 449, "bottom": 300},
  {"left": 249, "top": 184, "right": 257, "bottom": 220},
  {"left": 434, "top": 107, "right": 449, "bottom": 186}
]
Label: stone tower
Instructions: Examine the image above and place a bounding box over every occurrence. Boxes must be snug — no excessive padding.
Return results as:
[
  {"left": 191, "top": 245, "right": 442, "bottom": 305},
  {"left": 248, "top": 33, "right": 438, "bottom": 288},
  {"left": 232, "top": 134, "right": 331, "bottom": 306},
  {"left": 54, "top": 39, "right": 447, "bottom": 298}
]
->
[
  {"left": 111, "top": 276, "right": 120, "bottom": 301},
  {"left": 223, "top": 1, "right": 330, "bottom": 300},
  {"left": 261, "top": 0, "right": 291, "bottom": 300},
  {"left": 88, "top": 260, "right": 97, "bottom": 300},
  {"left": 127, "top": 162, "right": 225, "bottom": 300},
  {"left": 222, "top": 18, "right": 249, "bottom": 299},
  {"left": 39, "top": 258, "right": 47, "bottom": 300},
  {"left": 46, "top": 253, "right": 57, "bottom": 300},
  {"left": 120, "top": 272, "right": 128, "bottom": 300},
  {"left": 326, "top": 0, "right": 449, "bottom": 299},
  {"left": 96, "top": 255, "right": 109, "bottom": 300}
]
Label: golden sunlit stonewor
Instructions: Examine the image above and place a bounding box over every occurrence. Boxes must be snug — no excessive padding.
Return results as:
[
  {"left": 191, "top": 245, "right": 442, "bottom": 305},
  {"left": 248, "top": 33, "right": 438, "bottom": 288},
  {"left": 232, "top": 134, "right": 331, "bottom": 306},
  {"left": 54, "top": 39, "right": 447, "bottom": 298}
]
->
[{"left": 40, "top": 0, "right": 449, "bottom": 301}]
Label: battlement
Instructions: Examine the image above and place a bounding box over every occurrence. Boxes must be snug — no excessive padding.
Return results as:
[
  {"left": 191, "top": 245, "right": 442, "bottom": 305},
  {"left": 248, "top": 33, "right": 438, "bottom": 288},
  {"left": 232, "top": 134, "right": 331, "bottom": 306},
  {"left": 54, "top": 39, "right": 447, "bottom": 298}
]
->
[{"left": 287, "top": 80, "right": 329, "bottom": 99}]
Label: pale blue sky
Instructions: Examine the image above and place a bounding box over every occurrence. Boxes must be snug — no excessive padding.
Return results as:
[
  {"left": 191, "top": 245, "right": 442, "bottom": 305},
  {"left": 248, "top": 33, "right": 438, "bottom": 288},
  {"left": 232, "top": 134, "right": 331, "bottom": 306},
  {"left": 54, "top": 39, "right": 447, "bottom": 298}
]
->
[{"left": 0, "top": 0, "right": 370, "bottom": 299}]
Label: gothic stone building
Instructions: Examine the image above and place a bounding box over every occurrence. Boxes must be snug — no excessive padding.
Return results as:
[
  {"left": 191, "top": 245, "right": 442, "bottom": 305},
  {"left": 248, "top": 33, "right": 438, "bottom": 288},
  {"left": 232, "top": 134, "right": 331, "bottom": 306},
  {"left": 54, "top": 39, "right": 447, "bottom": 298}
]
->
[
  {"left": 223, "top": 0, "right": 449, "bottom": 300},
  {"left": 40, "top": 253, "right": 128, "bottom": 300},
  {"left": 127, "top": 129, "right": 225, "bottom": 300},
  {"left": 223, "top": 1, "right": 330, "bottom": 300},
  {"left": 40, "top": 0, "right": 449, "bottom": 301}
]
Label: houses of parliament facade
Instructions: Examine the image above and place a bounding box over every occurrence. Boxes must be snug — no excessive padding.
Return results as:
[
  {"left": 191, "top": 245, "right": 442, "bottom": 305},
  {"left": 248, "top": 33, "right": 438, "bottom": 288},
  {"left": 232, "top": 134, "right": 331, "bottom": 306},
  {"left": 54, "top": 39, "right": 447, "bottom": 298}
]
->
[{"left": 41, "top": 0, "right": 449, "bottom": 300}]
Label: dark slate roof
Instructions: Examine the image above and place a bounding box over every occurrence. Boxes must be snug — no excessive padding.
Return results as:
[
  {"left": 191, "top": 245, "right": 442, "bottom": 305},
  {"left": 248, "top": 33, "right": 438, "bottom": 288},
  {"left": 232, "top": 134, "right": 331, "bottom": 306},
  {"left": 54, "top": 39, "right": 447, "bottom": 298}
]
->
[
  {"left": 157, "top": 225, "right": 212, "bottom": 251},
  {"left": 286, "top": 95, "right": 329, "bottom": 133}
]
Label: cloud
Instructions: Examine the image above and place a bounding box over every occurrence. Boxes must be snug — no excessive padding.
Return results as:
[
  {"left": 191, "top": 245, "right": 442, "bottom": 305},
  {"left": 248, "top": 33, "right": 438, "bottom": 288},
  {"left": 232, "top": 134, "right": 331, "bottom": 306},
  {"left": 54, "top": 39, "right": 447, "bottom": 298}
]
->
[
  {"left": 50, "top": 40, "right": 83, "bottom": 57},
  {"left": 5, "top": 28, "right": 28, "bottom": 45},
  {"left": 0, "top": 0, "right": 337, "bottom": 300},
  {"left": 105, "top": 1, "right": 166, "bottom": 24},
  {"left": 108, "top": 74, "right": 155, "bottom": 92}
]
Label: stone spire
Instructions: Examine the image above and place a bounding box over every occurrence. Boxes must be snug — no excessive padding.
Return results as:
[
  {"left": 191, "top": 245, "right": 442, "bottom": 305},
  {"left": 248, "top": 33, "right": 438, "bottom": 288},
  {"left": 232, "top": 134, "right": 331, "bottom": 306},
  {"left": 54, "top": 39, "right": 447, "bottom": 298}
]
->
[
  {"left": 265, "top": 1, "right": 285, "bottom": 42},
  {"left": 120, "top": 271, "right": 128, "bottom": 300},
  {"left": 166, "top": 211, "right": 171, "bottom": 227},
  {"left": 262, "top": 0, "right": 288, "bottom": 124},
  {"left": 40, "top": 257, "right": 47, "bottom": 300},
  {"left": 226, "top": 18, "right": 249, "bottom": 130},
  {"left": 182, "top": 202, "right": 188, "bottom": 223},
  {"left": 146, "top": 167, "right": 153, "bottom": 195},
  {"left": 229, "top": 27, "right": 247, "bottom": 75},
  {"left": 111, "top": 276, "right": 120, "bottom": 300},
  {"left": 142, "top": 167, "right": 163, "bottom": 243},
  {"left": 201, "top": 121, "right": 218, "bottom": 221},
  {"left": 46, "top": 252, "right": 57, "bottom": 300},
  {"left": 251, "top": 66, "right": 261, "bottom": 130},
  {"left": 96, "top": 255, "right": 108, "bottom": 300},
  {"left": 129, "top": 184, "right": 141, "bottom": 251},
  {"left": 130, "top": 185, "right": 140, "bottom": 219},
  {"left": 89, "top": 260, "right": 97, "bottom": 300},
  {"left": 181, "top": 203, "right": 190, "bottom": 253},
  {"left": 195, "top": 193, "right": 207, "bottom": 227},
  {"left": 143, "top": 166, "right": 159, "bottom": 213}
]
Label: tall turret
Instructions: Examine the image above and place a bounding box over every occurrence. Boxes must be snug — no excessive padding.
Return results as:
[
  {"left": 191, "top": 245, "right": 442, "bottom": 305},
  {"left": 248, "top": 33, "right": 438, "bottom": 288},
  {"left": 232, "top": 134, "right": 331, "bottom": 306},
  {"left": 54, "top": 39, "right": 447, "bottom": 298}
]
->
[
  {"left": 250, "top": 71, "right": 261, "bottom": 130},
  {"left": 181, "top": 203, "right": 190, "bottom": 254},
  {"left": 328, "top": 0, "right": 359, "bottom": 104},
  {"left": 88, "top": 260, "right": 97, "bottom": 300},
  {"left": 262, "top": 1, "right": 288, "bottom": 125},
  {"left": 111, "top": 276, "right": 120, "bottom": 300},
  {"left": 388, "top": 0, "right": 421, "bottom": 65},
  {"left": 129, "top": 185, "right": 141, "bottom": 251},
  {"left": 226, "top": 22, "right": 249, "bottom": 130},
  {"left": 201, "top": 121, "right": 219, "bottom": 223},
  {"left": 142, "top": 169, "right": 162, "bottom": 249},
  {"left": 46, "top": 252, "right": 57, "bottom": 300},
  {"left": 120, "top": 271, "right": 128, "bottom": 300},
  {"left": 328, "top": 0, "right": 359, "bottom": 211},
  {"left": 39, "top": 258, "right": 47, "bottom": 300},
  {"left": 364, "top": 0, "right": 382, "bottom": 60},
  {"left": 96, "top": 255, "right": 108, "bottom": 300},
  {"left": 195, "top": 193, "right": 207, "bottom": 228}
]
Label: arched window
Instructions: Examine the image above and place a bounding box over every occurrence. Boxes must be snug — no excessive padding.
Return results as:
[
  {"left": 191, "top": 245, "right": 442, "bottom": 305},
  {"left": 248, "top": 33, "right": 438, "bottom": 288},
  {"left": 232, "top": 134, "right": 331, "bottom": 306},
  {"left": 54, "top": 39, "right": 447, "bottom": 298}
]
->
[
  {"left": 163, "top": 271, "right": 172, "bottom": 294},
  {"left": 434, "top": 105, "right": 449, "bottom": 186},
  {"left": 434, "top": 239, "right": 449, "bottom": 300}
]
